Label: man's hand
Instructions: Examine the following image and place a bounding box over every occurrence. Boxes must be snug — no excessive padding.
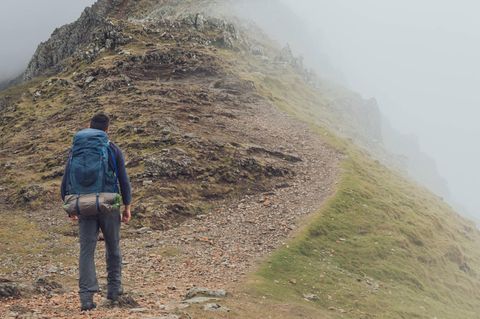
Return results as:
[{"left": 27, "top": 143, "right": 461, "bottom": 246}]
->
[
  {"left": 69, "top": 215, "right": 79, "bottom": 222},
  {"left": 122, "top": 205, "right": 132, "bottom": 223}
]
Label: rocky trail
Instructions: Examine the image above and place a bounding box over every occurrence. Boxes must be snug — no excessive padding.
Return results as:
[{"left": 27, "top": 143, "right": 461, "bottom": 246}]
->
[{"left": 0, "top": 96, "right": 339, "bottom": 318}]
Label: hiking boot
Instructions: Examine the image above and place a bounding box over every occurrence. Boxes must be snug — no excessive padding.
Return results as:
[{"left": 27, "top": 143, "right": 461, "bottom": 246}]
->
[
  {"left": 107, "top": 286, "right": 124, "bottom": 301},
  {"left": 80, "top": 301, "right": 97, "bottom": 311},
  {"left": 80, "top": 293, "right": 96, "bottom": 312}
]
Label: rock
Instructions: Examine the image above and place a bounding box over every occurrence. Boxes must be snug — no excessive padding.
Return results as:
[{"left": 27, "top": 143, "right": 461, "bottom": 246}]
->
[
  {"left": 247, "top": 146, "right": 302, "bottom": 162},
  {"left": 130, "top": 307, "right": 148, "bottom": 313},
  {"left": 188, "top": 114, "right": 200, "bottom": 123},
  {"left": 213, "top": 77, "right": 255, "bottom": 95},
  {"left": 194, "top": 14, "right": 205, "bottom": 30},
  {"left": 276, "top": 44, "right": 303, "bottom": 69},
  {"left": 85, "top": 76, "right": 96, "bottom": 84},
  {"left": 132, "top": 204, "right": 147, "bottom": 217},
  {"left": 0, "top": 97, "right": 9, "bottom": 111},
  {"left": 203, "top": 303, "right": 230, "bottom": 312},
  {"left": 136, "top": 227, "right": 152, "bottom": 234},
  {"left": 185, "top": 287, "right": 227, "bottom": 300},
  {"left": 144, "top": 149, "right": 194, "bottom": 179},
  {"left": 0, "top": 279, "right": 21, "bottom": 299},
  {"left": 23, "top": 2, "right": 131, "bottom": 80},
  {"left": 105, "top": 38, "right": 114, "bottom": 49},
  {"left": 182, "top": 296, "right": 218, "bottom": 304},
  {"left": 46, "top": 266, "right": 58, "bottom": 274},
  {"left": 142, "top": 180, "right": 153, "bottom": 186},
  {"left": 303, "top": 293, "right": 320, "bottom": 301},
  {"left": 18, "top": 184, "right": 44, "bottom": 203},
  {"left": 251, "top": 46, "right": 264, "bottom": 56},
  {"left": 35, "top": 277, "right": 63, "bottom": 294}
]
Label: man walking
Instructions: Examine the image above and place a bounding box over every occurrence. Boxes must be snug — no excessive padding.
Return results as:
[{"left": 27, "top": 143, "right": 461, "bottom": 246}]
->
[{"left": 61, "top": 113, "right": 132, "bottom": 311}]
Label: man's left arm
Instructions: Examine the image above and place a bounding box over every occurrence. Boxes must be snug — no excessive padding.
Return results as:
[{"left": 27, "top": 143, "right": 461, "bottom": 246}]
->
[{"left": 114, "top": 145, "right": 132, "bottom": 222}]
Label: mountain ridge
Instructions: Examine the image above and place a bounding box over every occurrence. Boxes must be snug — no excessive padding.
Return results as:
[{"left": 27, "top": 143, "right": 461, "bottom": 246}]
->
[{"left": 1, "top": 1, "right": 480, "bottom": 318}]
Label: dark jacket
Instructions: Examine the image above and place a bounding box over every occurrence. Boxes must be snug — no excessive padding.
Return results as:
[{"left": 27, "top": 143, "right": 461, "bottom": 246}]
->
[{"left": 61, "top": 142, "right": 132, "bottom": 205}]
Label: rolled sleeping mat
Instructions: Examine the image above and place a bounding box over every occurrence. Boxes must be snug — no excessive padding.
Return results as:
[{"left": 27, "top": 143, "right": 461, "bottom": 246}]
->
[{"left": 63, "top": 193, "right": 122, "bottom": 216}]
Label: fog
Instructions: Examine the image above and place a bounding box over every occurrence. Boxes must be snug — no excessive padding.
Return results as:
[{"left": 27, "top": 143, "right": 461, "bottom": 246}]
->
[
  {"left": 234, "top": 0, "right": 480, "bottom": 218},
  {"left": 1, "top": 0, "right": 479, "bottom": 218},
  {"left": 0, "top": 0, "right": 96, "bottom": 82}
]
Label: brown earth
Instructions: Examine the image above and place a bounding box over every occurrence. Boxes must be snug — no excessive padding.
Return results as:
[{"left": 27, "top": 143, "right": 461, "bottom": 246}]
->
[{"left": 0, "top": 9, "right": 340, "bottom": 318}]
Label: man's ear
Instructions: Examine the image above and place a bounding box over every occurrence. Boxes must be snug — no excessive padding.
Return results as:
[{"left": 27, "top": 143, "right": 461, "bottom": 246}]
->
[{"left": 105, "top": 127, "right": 109, "bottom": 133}]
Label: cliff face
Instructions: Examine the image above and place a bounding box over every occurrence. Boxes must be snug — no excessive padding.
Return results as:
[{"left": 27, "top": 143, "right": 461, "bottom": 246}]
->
[
  {"left": 21, "top": 0, "right": 231, "bottom": 81},
  {"left": 22, "top": 0, "right": 128, "bottom": 81}
]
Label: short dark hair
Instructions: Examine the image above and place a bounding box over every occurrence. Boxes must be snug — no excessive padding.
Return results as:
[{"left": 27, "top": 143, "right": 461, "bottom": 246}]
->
[{"left": 90, "top": 113, "right": 110, "bottom": 131}]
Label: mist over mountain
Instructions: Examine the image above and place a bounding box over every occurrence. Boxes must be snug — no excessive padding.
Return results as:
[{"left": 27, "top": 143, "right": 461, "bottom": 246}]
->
[{"left": 234, "top": 0, "right": 480, "bottom": 218}]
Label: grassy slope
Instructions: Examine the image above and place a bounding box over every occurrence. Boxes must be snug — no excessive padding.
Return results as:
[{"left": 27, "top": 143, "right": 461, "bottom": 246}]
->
[{"left": 220, "top": 51, "right": 480, "bottom": 318}]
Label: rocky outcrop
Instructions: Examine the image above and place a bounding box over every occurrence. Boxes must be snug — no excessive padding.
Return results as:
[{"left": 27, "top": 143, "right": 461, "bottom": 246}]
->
[
  {"left": 0, "top": 96, "right": 11, "bottom": 113},
  {"left": 19, "top": 0, "right": 248, "bottom": 84},
  {"left": 22, "top": 1, "right": 130, "bottom": 81},
  {"left": 328, "top": 95, "right": 383, "bottom": 149}
]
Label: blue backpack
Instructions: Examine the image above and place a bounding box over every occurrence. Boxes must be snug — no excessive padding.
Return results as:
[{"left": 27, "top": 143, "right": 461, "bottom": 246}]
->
[{"left": 67, "top": 128, "right": 119, "bottom": 195}]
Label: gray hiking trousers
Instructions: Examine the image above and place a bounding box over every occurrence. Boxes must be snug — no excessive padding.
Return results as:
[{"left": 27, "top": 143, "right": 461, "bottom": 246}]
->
[{"left": 78, "top": 210, "right": 122, "bottom": 299}]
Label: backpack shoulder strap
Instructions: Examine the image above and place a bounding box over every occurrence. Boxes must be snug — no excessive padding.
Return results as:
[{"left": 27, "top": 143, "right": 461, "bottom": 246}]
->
[{"left": 108, "top": 142, "right": 120, "bottom": 193}]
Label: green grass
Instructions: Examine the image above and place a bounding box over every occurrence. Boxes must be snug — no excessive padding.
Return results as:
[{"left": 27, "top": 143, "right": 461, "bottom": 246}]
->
[
  {"left": 222, "top": 51, "right": 480, "bottom": 318},
  {"left": 251, "top": 149, "right": 480, "bottom": 318}
]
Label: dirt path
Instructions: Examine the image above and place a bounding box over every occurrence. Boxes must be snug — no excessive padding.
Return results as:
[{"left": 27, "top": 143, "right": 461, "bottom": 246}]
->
[{"left": 1, "top": 95, "right": 339, "bottom": 318}]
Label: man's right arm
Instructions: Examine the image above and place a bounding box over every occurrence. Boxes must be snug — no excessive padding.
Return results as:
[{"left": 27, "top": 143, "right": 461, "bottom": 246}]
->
[{"left": 60, "top": 152, "right": 77, "bottom": 221}]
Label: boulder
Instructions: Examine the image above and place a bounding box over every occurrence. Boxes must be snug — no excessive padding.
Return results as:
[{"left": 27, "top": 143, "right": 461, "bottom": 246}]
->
[
  {"left": 185, "top": 287, "right": 227, "bottom": 300},
  {"left": 303, "top": 293, "right": 320, "bottom": 301}
]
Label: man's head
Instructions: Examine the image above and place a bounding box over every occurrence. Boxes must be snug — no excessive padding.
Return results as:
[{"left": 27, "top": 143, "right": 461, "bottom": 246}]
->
[{"left": 90, "top": 113, "right": 110, "bottom": 132}]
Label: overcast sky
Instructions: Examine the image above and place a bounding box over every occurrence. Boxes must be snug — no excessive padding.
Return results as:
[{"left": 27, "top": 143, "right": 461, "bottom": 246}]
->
[
  {"left": 279, "top": 0, "right": 480, "bottom": 216},
  {"left": 0, "top": 0, "right": 95, "bottom": 81},
  {"left": 1, "top": 0, "right": 479, "bottom": 217}
]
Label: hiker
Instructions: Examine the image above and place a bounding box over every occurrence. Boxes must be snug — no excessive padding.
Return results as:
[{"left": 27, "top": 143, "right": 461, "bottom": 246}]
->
[{"left": 60, "top": 113, "right": 132, "bottom": 311}]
